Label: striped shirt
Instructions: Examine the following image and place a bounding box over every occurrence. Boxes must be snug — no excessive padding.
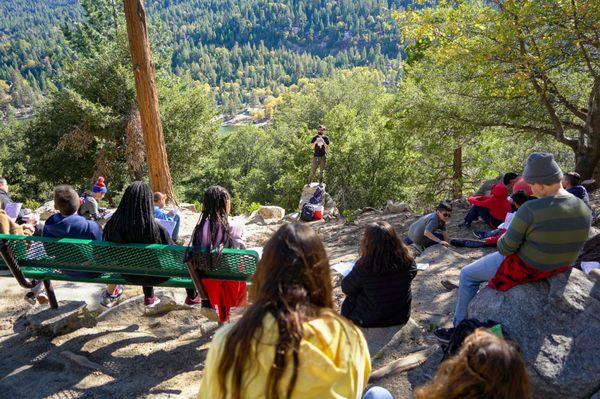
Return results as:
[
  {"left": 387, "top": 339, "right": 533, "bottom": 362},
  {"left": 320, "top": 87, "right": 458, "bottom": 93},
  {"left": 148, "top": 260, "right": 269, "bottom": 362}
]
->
[{"left": 497, "top": 194, "right": 591, "bottom": 271}]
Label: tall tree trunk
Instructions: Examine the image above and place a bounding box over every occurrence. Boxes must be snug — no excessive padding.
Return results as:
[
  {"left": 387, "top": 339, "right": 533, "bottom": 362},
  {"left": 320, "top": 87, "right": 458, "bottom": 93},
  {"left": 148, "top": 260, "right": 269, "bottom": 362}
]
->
[
  {"left": 123, "top": 0, "right": 176, "bottom": 202},
  {"left": 452, "top": 146, "right": 463, "bottom": 199},
  {"left": 575, "top": 78, "right": 600, "bottom": 182}
]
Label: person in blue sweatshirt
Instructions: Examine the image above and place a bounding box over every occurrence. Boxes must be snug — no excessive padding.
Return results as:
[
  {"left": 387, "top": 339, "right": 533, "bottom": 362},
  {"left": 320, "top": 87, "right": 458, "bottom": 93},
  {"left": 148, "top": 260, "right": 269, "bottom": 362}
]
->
[
  {"left": 153, "top": 191, "right": 181, "bottom": 241},
  {"left": 562, "top": 172, "right": 590, "bottom": 207},
  {"left": 26, "top": 185, "right": 113, "bottom": 304}
]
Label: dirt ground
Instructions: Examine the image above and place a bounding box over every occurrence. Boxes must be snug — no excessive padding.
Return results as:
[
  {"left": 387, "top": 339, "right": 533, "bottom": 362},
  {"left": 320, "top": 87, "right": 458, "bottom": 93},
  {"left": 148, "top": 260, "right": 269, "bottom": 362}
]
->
[{"left": 0, "top": 195, "right": 597, "bottom": 399}]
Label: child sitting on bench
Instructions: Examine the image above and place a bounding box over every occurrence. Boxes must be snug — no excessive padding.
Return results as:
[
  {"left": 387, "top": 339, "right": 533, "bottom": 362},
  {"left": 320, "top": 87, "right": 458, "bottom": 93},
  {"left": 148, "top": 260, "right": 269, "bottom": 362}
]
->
[{"left": 26, "top": 185, "right": 104, "bottom": 305}]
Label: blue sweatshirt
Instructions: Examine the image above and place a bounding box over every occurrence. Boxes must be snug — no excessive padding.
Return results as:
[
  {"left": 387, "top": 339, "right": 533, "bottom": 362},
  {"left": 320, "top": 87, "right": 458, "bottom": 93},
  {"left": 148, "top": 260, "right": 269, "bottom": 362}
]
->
[
  {"left": 567, "top": 185, "right": 590, "bottom": 206},
  {"left": 43, "top": 213, "right": 103, "bottom": 241}
]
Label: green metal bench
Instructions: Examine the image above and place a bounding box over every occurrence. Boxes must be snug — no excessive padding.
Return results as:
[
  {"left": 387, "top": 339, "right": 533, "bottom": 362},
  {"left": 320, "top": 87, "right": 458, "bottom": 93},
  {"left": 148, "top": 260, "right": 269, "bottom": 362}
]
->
[{"left": 0, "top": 234, "right": 259, "bottom": 309}]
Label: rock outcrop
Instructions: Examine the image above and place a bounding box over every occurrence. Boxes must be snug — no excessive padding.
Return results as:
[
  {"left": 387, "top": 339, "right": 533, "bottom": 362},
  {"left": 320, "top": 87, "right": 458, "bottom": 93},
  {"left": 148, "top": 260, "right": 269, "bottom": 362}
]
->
[
  {"left": 469, "top": 269, "right": 600, "bottom": 399},
  {"left": 257, "top": 205, "right": 285, "bottom": 221},
  {"left": 35, "top": 200, "right": 56, "bottom": 221}
]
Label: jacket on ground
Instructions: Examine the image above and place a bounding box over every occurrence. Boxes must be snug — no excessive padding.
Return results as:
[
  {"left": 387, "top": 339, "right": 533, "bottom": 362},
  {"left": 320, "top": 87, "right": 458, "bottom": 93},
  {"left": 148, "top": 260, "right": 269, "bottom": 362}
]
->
[{"left": 341, "top": 261, "right": 417, "bottom": 327}]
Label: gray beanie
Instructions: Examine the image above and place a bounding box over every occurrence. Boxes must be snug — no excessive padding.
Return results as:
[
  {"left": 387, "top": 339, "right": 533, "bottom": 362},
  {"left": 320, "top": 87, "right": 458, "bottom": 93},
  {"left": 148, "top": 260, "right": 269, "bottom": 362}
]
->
[{"left": 523, "top": 153, "right": 563, "bottom": 185}]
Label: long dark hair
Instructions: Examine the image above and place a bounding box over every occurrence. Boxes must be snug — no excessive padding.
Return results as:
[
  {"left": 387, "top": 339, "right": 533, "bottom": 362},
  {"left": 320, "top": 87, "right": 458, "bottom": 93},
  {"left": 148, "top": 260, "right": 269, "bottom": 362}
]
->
[
  {"left": 103, "top": 181, "right": 163, "bottom": 244},
  {"left": 355, "top": 221, "right": 414, "bottom": 274},
  {"left": 217, "top": 223, "right": 335, "bottom": 399},
  {"left": 191, "top": 186, "right": 232, "bottom": 248},
  {"left": 414, "top": 329, "right": 530, "bottom": 399}
]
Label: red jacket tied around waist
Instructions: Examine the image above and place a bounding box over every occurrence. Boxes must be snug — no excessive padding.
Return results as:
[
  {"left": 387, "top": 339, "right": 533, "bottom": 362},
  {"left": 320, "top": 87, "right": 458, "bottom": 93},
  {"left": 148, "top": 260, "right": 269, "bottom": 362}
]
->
[{"left": 468, "top": 184, "right": 511, "bottom": 222}]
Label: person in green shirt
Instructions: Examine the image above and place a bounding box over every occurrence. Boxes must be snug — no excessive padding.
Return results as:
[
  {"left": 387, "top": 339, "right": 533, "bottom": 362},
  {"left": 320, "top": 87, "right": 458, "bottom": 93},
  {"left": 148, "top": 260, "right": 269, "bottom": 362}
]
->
[{"left": 436, "top": 153, "right": 591, "bottom": 340}]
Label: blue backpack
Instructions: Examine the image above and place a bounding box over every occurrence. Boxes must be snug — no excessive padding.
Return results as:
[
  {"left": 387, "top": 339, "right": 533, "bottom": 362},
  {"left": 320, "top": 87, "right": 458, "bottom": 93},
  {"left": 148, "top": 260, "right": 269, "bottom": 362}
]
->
[
  {"left": 308, "top": 186, "right": 323, "bottom": 205},
  {"left": 300, "top": 203, "right": 316, "bottom": 221}
]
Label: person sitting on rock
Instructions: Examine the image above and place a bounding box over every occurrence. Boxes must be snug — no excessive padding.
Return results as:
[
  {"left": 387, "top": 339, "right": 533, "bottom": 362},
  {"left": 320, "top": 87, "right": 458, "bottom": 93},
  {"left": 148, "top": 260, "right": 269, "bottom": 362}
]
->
[
  {"left": 414, "top": 329, "right": 530, "bottom": 399},
  {"left": 460, "top": 183, "right": 511, "bottom": 229},
  {"left": 79, "top": 177, "right": 110, "bottom": 220},
  {"left": 452, "top": 191, "right": 532, "bottom": 248},
  {"left": 198, "top": 223, "right": 392, "bottom": 399},
  {"left": 153, "top": 192, "right": 181, "bottom": 241},
  {"left": 437, "top": 153, "right": 591, "bottom": 340},
  {"left": 405, "top": 202, "right": 452, "bottom": 248},
  {"left": 562, "top": 171, "right": 590, "bottom": 207},
  {"left": 308, "top": 124, "right": 330, "bottom": 185},
  {"left": 341, "top": 221, "right": 417, "bottom": 328},
  {"left": 186, "top": 185, "right": 246, "bottom": 322},
  {"left": 474, "top": 172, "right": 518, "bottom": 196},
  {"left": 102, "top": 181, "right": 198, "bottom": 308}
]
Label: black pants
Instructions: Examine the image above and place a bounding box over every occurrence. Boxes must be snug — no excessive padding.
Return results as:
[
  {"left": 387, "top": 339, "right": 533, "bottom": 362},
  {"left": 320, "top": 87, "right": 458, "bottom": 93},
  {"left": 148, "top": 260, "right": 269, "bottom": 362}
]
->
[{"left": 463, "top": 206, "right": 502, "bottom": 228}]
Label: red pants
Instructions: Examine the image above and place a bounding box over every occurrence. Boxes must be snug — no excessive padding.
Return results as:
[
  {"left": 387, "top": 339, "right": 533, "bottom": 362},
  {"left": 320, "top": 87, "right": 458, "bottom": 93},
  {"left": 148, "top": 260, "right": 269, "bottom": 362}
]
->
[{"left": 201, "top": 279, "right": 247, "bottom": 322}]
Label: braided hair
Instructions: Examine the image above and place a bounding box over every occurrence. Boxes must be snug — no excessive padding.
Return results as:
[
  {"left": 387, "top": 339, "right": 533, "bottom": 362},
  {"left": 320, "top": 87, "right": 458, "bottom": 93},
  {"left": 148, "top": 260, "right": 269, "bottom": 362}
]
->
[
  {"left": 186, "top": 186, "right": 233, "bottom": 269},
  {"left": 103, "top": 181, "right": 164, "bottom": 244}
]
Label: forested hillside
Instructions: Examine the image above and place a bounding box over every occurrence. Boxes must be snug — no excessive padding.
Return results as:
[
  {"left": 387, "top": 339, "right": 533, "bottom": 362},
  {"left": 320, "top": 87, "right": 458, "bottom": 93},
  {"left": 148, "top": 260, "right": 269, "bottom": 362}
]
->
[{"left": 0, "top": 0, "right": 408, "bottom": 116}]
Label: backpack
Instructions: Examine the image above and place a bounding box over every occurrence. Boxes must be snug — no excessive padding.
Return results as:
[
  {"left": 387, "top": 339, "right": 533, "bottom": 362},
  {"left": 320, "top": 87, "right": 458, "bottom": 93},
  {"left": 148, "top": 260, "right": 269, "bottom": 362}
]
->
[
  {"left": 308, "top": 186, "right": 323, "bottom": 205},
  {"left": 300, "top": 203, "right": 315, "bottom": 222},
  {"left": 441, "top": 318, "right": 505, "bottom": 361}
]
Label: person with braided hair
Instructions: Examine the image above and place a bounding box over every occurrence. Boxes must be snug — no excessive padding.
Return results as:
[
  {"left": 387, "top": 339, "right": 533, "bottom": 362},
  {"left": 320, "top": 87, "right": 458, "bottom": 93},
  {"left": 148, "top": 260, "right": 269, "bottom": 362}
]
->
[
  {"left": 198, "top": 223, "right": 392, "bottom": 399},
  {"left": 102, "top": 181, "right": 198, "bottom": 307},
  {"left": 186, "top": 186, "right": 246, "bottom": 322},
  {"left": 414, "top": 329, "right": 530, "bottom": 399}
]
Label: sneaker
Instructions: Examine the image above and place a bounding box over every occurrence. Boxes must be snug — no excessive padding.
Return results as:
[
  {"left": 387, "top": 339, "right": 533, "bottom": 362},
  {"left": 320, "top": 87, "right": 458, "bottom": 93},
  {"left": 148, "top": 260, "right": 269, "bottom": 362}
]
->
[
  {"left": 184, "top": 295, "right": 202, "bottom": 306},
  {"left": 24, "top": 291, "right": 37, "bottom": 305},
  {"left": 434, "top": 327, "right": 455, "bottom": 344},
  {"left": 100, "top": 285, "right": 124, "bottom": 308},
  {"left": 473, "top": 230, "right": 486, "bottom": 239},
  {"left": 441, "top": 279, "right": 459, "bottom": 290},
  {"left": 144, "top": 296, "right": 161, "bottom": 308}
]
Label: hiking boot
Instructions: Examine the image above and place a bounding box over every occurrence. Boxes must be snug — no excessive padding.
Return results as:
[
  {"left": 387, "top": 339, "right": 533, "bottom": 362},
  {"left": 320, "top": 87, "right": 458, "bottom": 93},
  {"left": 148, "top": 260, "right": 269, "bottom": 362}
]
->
[
  {"left": 144, "top": 296, "right": 161, "bottom": 308},
  {"left": 441, "top": 279, "right": 459, "bottom": 290},
  {"left": 434, "top": 327, "right": 455, "bottom": 344},
  {"left": 100, "top": 285, "right": 124, "bottom": 308},
  {"left": 184, "top": 295, "right": 202, "bottom": 306},
  {"left": 473, "top": 230, "right": 486, "bottom": 239}
]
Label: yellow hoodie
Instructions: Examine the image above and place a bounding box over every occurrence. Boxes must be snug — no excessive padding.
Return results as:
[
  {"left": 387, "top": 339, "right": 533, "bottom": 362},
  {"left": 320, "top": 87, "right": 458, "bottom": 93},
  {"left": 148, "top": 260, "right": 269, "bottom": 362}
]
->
[{"left": 198, "top": 310, "right": 371, "bottom": 399}]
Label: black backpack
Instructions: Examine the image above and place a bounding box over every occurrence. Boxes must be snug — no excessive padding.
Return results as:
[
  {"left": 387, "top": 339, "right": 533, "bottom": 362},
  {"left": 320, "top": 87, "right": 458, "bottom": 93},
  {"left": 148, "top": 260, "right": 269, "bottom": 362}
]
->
[
  {"left": 441, "top": 319, "right": 505, "bottom": 361},
  {"left": 300, "top": 203, "right": 315, "bottom": 222}
]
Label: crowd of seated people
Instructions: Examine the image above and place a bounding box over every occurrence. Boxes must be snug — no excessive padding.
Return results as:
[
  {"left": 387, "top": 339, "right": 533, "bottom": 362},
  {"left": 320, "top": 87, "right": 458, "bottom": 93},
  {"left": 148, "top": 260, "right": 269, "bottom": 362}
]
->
[{"left": 3, "top": 151, "right": 594, "bottom": 398}]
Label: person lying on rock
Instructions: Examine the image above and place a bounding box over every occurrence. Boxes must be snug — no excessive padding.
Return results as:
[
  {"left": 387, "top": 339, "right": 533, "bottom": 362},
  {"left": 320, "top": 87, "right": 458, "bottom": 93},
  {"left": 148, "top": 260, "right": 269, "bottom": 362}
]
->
[
  {"left": 437, "top": 153, "right": 591, "bottom": 341},
  {"left": 198, "top": 223, "right": 393, "bottom": 399},
  {"left": 405, "top": 201, "right": 452, "bottom": 248},
  {"left": 460, "top": 183, "right": 511, "bottom": 229},
  {"left": 341, "top": 221, "right": 417, "bottom": 328},
  {"left": 415, "top": 329, "right": 530, "bottom": 399}
]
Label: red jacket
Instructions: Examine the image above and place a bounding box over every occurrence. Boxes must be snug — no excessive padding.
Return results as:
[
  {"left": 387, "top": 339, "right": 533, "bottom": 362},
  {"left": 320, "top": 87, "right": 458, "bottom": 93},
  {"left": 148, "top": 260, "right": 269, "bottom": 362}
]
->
[{"left": 468, "top": 184, "right": 511, "bottom": 222}]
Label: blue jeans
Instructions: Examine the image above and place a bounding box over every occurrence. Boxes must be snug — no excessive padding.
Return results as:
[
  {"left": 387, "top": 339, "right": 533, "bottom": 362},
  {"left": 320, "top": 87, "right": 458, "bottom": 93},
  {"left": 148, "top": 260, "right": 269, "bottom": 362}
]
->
[
  {"left": 364, "top": 387, "right": 394, "bottom": 399},
  {"left": 453, "top": 251, "right": 505, "bottom": 326},
  {"left": 172, "top": 212, "right": 181, "bottom": 241}
]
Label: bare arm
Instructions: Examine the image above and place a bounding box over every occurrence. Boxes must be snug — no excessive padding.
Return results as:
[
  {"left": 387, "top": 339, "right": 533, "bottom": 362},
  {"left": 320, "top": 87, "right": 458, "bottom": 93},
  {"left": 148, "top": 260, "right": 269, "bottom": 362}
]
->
[{"left": 424, "top": 231, "right": 449, "bottom": 246}]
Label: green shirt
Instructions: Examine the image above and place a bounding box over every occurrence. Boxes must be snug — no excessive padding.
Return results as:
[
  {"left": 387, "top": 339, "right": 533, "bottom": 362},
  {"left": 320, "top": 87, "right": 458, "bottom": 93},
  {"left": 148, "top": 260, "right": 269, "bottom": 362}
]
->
[{"left": 497, "top": 194, "right": 591, "bottom": 271}]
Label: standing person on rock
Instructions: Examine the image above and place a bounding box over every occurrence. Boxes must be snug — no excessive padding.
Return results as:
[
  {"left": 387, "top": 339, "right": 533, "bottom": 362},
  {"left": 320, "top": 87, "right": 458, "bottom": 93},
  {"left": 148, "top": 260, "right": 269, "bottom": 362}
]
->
[
  {"left": 308, "top": 124, "right": 330, "bottom": 186},
  {"left": 436, "top": 153, "right": 592, "bottom": 341}
]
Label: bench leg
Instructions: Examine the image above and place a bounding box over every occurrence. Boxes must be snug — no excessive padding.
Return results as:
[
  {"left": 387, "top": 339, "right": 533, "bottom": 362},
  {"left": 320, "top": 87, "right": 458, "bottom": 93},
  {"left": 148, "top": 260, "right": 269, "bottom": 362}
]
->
[
  {"left": 43, "top": 280, "right": 59, "bottom": 309},
  {"left": 186, "top": 263, "right": 208, "bottom": 299},
  {"left": 0, "top": 240, "right": 36, "bottom": 289}
]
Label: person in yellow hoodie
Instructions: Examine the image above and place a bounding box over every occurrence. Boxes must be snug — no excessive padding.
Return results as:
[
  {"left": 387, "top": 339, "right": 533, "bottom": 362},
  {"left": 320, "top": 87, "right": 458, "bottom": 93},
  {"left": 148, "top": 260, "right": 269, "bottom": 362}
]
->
[{"left": 198, "top": 223, "right": 393, "bottom": 399}]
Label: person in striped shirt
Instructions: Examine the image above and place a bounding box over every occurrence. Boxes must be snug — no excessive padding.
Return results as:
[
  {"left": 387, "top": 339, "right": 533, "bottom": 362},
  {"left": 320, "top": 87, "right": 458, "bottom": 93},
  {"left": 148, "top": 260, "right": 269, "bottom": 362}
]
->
[{"left": 436, "top": 153, "right": 591, "bottom": 340}]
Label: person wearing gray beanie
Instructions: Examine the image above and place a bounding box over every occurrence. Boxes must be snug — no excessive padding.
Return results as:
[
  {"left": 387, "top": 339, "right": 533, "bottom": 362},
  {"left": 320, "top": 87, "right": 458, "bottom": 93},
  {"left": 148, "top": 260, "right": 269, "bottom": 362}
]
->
[
  {"left": 436, "top": 151, "right": 591, "bottom": 334},
  {"left": 523, "top": 152, "right": 563, "bottom": 185}
]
